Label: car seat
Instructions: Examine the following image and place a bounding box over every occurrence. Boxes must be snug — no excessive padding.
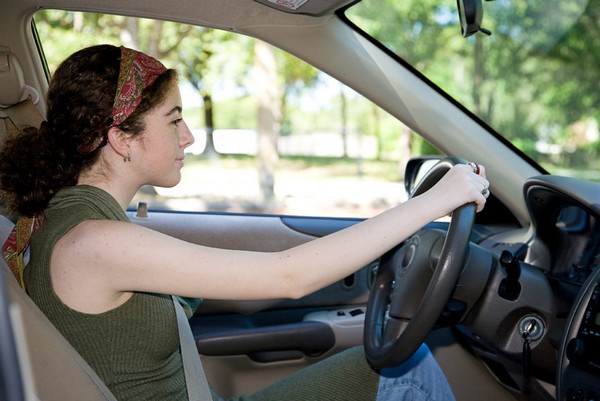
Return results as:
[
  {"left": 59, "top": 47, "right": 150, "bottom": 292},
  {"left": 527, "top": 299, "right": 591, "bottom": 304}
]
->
[
  {"left": 1, "top": 217, "right": 117, "bottom": 400},
  {"left": 0, "top": 49, "right": 117, "bottom": 401}
]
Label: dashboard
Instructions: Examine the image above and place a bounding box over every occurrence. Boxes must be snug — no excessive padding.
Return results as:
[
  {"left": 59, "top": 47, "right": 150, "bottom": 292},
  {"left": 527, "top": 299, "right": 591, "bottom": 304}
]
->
[
  {"left": 553, "top": 206, "right": 600, "bottom": 285},
  {"left": 523, "top": 176, "right": 600, "bottom": 400}
]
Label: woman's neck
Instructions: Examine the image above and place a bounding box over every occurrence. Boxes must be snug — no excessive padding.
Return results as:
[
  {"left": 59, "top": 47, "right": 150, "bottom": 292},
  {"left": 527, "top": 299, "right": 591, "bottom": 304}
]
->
[{"left": 77, "top": 174, "right": 138, "bottom": 211}]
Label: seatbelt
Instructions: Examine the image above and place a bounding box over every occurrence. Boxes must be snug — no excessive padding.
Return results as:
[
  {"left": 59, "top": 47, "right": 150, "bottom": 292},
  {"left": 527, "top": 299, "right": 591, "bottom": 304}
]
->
[{"left": 173, "top": 296, "right": 213, "bottom": 401}]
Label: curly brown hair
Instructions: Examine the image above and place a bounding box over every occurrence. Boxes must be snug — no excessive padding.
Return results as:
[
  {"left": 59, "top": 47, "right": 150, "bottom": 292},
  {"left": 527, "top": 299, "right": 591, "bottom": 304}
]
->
[{"left": 0, "top": 44, "right": 178, "bottom": 216}]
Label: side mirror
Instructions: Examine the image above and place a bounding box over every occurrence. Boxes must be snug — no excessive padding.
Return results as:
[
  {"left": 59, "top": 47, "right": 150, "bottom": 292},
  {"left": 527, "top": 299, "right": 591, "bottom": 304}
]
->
[{"left": 404, "top": 156, "right": 442, "bottom": 196}]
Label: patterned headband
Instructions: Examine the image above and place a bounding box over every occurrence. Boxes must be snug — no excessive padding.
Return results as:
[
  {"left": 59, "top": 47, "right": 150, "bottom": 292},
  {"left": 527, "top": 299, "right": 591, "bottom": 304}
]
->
[{"left": 110, "top": 46, "right": 167, "bottom": 127}]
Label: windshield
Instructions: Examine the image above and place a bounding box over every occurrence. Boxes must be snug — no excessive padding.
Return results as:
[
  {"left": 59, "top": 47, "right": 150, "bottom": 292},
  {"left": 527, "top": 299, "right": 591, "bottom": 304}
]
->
[{"left": 346, "top": 0, "right": 600, "bottom": 180}]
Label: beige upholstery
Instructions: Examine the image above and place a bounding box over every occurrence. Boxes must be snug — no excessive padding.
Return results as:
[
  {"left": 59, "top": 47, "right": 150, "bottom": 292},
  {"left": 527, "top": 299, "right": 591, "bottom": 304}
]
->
[
  {"left": 0, "top": 51, "right": 44, "bottom": 220},
  {"left": 0, "top": 49, "right": 44, "bottom": 146},
  {"left": 0, "top": 214, "right": 14, "bottom": 243},
  {"left": 1, "top": 215, "right": 117, "bottom": 400},
  {"left": 0, "top": 49, "right": 117, "bottom": 399},
  {"left": 0, "top": 50, "right": 26, "bottom": 106}
]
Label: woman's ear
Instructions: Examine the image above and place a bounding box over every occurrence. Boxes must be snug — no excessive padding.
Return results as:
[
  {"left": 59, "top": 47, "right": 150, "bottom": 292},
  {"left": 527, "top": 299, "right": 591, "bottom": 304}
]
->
[{"left": 106, "top": 127, "right": 132, "bottom": 160}]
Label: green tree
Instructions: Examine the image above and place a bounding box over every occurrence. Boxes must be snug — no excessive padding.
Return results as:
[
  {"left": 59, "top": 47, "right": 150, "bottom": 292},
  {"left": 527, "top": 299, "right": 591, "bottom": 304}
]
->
[
  {"left": 348, "top": 0, "right": 600, "bottom": 170},
  {"left": 177, "top": 28, "right": 236, "bottom": 158}
]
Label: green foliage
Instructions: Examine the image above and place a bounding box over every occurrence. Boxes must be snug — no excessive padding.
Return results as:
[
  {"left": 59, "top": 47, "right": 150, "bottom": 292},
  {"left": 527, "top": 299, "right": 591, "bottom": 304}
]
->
[
  {"left": 33, "top": 8, "right": 449, "bottom": 168},
  {"left": 347, "top": 0, "right": 600, "bottom": 171},
  {"left": 213, "top": 96, "right": 257, "bottom": 129},
  {"left": 34, "top": 11, "right": 121, "bottom": 71}
]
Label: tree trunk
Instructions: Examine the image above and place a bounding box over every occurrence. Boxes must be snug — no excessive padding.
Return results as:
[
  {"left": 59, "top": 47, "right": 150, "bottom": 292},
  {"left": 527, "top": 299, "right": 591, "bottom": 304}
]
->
[
  {"left": 202, "top": 94, "right": 218, "bottom": 158},
  {"left": 472, "top": 34, "right": 484, "bottom": 118},
  {"left": 122, "top": 17, "right": 140, "bottom": 49},
  {"left": 340, "top": 83, "right": 349, "bottom": 158},
  {"left": 398, "top": 124, "right": 412, "bottom": 180},
  {"left": 254, "top": 40, "right": 281, "bottom": 207},
  {"left": 372, "top": 104, "right": 382, "bottom": 160}
]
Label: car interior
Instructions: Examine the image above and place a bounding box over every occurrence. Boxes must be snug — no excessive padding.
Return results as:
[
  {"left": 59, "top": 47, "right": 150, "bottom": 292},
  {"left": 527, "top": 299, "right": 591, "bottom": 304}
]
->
[{"left": 1, "top": 0, "right": 599, "bottom": 400}]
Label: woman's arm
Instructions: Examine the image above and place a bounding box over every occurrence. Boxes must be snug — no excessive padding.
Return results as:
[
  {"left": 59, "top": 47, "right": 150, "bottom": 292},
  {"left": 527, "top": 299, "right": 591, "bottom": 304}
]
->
[{"left": 51, "top": 164, "right": 488, "bottom": 311}]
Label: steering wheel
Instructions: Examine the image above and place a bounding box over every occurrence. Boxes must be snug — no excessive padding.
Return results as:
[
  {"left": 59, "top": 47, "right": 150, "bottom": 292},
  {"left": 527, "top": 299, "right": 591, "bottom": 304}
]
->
[{"left": 364, "top": 157, "right": 476, "bottom": 368}]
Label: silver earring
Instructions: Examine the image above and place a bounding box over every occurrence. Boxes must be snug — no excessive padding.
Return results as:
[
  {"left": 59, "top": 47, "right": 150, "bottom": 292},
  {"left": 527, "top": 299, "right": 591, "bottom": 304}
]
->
[{"left": 124, "top": 153, "right": 131, "bottom": 162}]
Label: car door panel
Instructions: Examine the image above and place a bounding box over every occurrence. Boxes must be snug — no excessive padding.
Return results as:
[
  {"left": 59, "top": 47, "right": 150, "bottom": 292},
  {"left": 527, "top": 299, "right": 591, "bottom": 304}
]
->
[
  {"left": 127, "top": 208, "right": 375, "bottom": 396},
  {"left": 127, "top": 207, "right": 511, "bottom": 397},
  {"left": 127, "top": 209, "right": 376, "bottom": 312}
]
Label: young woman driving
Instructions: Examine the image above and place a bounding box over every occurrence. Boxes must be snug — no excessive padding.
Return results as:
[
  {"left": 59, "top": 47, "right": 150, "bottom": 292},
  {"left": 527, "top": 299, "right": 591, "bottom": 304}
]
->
[{"left": 0, "top": 44, "right": 489, "bottom": 400}]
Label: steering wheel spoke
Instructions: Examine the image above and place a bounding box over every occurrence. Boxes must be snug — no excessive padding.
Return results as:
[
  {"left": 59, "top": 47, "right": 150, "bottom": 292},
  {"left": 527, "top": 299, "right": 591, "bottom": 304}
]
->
[{"left": 388, "top": 231, "right": 443, "bottom": 320}]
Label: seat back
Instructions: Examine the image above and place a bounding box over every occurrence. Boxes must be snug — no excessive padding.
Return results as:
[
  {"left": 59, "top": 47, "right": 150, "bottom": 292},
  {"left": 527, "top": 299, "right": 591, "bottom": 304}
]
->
[
  {"left": 0, "top": 48, "right": 28, "bottom": 106},
  {"left": 0, "top": 49, "right": 45, "bottom": 220},
  {"left": 0, "top": 49, "right": 118, "bottom": 399},
  {"left": 0, "top": 215, "right": 117, "bottom": 400}
]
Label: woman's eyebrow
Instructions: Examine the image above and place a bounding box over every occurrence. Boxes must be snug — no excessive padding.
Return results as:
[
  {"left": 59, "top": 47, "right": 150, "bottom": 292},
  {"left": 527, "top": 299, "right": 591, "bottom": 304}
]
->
[{"left": 165, "top": 106, "right": 182, "bottom": 116}]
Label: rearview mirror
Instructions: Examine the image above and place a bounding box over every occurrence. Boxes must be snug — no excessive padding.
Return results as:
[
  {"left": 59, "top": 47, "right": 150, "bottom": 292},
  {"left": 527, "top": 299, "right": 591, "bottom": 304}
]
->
[{"left": 457, "top": 0, "right": 491, "bottom": 37}]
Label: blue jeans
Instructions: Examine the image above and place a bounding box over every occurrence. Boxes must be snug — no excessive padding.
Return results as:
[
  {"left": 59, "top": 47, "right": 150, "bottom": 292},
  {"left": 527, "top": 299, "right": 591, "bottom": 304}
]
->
[{"left": 377, "top": 344, "right": 456, "bottom": 401}]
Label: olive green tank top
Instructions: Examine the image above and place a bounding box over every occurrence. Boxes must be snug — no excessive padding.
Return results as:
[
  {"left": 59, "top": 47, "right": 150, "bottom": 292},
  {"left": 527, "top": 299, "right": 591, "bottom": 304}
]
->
[
  {"left": 24, "top": 185, "right": 379, "bottom": 401},
  {"left": 25, "top": 185, "right": 189, "bottom": 401}
]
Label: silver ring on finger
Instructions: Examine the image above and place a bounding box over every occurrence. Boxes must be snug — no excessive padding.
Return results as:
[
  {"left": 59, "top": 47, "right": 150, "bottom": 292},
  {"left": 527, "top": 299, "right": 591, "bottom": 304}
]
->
[{"left": 467, "top": 161, "right": 480, "bottom": 175}]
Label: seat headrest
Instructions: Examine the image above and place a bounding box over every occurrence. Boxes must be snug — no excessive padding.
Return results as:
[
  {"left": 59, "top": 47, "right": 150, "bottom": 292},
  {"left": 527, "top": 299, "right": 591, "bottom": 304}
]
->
[{"left": 0, "top": 51, "right": 26, "bottom": 106}]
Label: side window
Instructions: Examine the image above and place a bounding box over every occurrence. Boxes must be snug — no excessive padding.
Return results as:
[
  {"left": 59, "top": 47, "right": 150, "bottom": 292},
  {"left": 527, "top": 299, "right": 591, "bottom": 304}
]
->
[{"left": 34, "top": 11, "right": 441, "bottom": 218}]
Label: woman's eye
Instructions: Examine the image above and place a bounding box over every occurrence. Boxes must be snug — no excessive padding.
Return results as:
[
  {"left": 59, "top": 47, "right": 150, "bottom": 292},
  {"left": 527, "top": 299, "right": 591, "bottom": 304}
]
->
[{"left": 172, "top": 118, "right": 183, "bottom": 127}]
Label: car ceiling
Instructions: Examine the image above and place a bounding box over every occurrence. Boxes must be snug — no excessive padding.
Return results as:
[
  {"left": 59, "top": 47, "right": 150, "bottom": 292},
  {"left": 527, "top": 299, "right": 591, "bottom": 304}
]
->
[
  {"left": 252, "top": 0, "right": 356, "bottom": 16},
  {"left": 15, "top": 0, "right": 350, "bottom": 29}
]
